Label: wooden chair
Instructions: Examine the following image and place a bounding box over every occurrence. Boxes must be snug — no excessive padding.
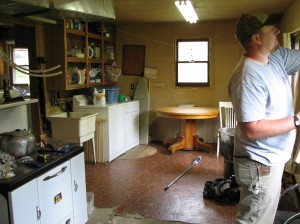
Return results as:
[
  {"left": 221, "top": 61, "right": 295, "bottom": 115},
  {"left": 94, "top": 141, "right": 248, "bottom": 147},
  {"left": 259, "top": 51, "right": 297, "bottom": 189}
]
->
[{"left": 217, "top": 101, "right": 236, "bottom": 159}]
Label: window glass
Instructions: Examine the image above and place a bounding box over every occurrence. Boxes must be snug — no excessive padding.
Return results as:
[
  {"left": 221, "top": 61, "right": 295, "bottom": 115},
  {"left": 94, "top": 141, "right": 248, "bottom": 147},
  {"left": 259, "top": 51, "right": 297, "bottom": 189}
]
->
[
  {"left": 13, "top": 48, "right": 30, "bottom": 85},
  {"left": 178, "top": 41, "right": 208, "bottom": 61},
  {"left": 177, "top": 63, "right": 208, "bottom": 83},
  {"left": 176, "top": 39, "right": 210, "bottom": 86}
]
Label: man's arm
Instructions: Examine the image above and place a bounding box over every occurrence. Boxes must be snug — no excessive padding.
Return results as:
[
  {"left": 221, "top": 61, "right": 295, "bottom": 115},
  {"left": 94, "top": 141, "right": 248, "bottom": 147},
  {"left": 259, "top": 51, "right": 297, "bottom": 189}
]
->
[{"left": 239, "top": 115, "right": 297, "bottom": 139}]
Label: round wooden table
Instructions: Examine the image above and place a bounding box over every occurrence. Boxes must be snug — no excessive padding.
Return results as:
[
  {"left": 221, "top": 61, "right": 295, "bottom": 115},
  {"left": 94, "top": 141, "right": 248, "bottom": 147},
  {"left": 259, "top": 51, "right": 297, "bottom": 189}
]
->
[{"left": 155, "top": 107, "right": 219, "bottom": 154}]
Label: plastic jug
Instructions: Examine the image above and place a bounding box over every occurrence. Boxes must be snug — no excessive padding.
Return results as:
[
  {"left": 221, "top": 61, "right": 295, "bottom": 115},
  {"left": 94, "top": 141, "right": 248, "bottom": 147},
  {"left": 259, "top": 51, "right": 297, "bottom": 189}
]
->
[{"left": 93, "top": 88, "right": 106, "bottom": 106}]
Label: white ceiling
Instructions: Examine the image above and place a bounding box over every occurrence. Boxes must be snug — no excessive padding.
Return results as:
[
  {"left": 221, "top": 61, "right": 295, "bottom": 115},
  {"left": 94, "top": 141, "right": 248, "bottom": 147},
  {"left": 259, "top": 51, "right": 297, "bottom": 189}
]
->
[{"left": 113, "top": 0, "right": 294, "bottom": 23}]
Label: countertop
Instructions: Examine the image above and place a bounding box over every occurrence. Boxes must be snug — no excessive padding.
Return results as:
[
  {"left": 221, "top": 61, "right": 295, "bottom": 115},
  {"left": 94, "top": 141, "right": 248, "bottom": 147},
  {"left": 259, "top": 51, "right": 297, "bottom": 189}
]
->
[{"left": 0, "top": 146, "right": 83, "bottom": 194}]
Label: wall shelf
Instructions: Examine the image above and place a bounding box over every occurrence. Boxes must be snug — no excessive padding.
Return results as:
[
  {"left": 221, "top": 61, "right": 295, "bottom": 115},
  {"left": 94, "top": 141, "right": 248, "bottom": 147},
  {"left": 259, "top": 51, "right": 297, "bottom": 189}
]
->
[{"left": 0, "top": 98, "right": 38, "bottom": 110}]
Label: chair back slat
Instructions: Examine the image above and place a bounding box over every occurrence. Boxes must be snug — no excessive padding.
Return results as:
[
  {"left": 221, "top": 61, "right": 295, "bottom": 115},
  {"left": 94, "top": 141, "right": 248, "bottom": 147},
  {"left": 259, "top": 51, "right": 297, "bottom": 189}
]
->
[
  {"left": 217, "top": 101, "right": 236, "bottom": 159},
  {"left": 219, "top": 101, "right": 236, "bottom": 128}
]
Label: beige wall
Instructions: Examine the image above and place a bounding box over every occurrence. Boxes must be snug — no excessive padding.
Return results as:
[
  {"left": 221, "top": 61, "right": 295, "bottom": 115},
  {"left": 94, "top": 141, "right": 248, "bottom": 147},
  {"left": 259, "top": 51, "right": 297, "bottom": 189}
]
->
[
  {"left": 281, "top": 0, "right": 300, "bottom": 34},
  {"left": 115, "top": 20, "right": 243, "bottom": 142}
]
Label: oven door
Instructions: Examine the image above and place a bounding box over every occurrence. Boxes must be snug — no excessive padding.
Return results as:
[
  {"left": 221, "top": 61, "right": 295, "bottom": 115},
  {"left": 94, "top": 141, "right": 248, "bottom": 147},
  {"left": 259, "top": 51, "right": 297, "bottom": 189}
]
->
[{"left": 37, "top": 160, "right": 73, "bottom": 224}]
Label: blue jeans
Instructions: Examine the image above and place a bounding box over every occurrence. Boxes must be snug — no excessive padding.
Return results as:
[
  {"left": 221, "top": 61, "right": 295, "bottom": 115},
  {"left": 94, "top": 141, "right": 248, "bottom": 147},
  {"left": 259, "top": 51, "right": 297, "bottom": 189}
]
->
[{"left": 233, "top": 157, "right": 284, "bottom": 224}]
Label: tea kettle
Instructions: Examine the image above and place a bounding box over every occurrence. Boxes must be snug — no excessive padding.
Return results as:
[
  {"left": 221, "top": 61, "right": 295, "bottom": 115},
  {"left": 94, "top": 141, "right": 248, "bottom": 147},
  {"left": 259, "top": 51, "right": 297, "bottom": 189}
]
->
[{"left": 1, "top": 129, "right": 36, "bottom": 158}]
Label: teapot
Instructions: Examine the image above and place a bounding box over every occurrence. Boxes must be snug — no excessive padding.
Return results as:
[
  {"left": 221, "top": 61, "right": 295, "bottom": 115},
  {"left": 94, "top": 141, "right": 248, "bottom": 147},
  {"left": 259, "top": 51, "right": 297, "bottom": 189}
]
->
[{"left": 1, "top": 129, "right": 36, "bottom": 158}]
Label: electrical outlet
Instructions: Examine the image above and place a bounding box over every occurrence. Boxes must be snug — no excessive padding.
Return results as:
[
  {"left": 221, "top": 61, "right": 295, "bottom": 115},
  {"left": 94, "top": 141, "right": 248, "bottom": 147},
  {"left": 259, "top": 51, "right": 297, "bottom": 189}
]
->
[{"left": 131, "top": 84, "right": 135, "bottom": 89}]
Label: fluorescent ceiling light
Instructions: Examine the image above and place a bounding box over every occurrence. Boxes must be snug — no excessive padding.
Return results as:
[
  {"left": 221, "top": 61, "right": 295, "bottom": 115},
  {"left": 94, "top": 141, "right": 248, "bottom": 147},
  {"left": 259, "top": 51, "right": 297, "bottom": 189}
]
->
[{"left": 175, "top": 0, "right": 198, "bottom": 23}]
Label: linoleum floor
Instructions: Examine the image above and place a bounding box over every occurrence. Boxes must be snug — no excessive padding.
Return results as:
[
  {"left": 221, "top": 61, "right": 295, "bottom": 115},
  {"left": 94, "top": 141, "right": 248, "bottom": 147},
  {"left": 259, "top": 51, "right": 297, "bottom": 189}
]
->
[{"left": 85, "top": 141, "right": 237, "bottom": 224}]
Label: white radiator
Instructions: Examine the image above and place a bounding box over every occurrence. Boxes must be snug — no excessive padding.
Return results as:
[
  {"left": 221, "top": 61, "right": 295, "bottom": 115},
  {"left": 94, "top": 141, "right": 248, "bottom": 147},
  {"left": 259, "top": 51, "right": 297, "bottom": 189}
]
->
[{"left": 84, "top": 119, "right": 105, "bottom": 163}]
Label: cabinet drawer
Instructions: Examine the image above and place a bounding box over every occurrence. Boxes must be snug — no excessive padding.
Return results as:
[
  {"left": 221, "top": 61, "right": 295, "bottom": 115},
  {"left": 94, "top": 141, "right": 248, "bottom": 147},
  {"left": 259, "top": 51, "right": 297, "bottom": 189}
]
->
[{"left": 37, "top": 161, "right": 73, "bottom": 224}]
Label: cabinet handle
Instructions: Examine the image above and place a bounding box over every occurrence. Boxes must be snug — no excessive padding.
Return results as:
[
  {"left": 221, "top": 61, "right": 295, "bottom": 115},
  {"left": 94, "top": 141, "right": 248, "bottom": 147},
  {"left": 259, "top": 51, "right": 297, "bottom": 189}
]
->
[
  {"left": 74, "top": 180, "right": 78, "bottom": 192},
  {"left": 43, "top": 166, "right": 67, "bottom": 181},
  {"left": 36, "top": 206, "right": 41, "bottom": 221}
]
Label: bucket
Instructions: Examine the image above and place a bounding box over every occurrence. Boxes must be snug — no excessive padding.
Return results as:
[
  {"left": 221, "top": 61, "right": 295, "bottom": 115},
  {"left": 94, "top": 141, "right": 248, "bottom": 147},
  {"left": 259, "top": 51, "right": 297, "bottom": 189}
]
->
[
  {"left": 219, "top": 127, "right": 235, "bottom": 179},
  {"left": 97, "top": 86, "right": 119, "bottom": 104}
]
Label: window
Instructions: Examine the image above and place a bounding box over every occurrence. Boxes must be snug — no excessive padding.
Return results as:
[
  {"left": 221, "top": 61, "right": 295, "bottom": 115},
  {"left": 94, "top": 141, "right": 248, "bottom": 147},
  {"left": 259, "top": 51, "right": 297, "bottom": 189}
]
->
[
  {"left": 175, "top": 38, "right": 210, "bottom": 86},
  {"left": 12, "top": 48, "right": 30, "bottom": 85}
]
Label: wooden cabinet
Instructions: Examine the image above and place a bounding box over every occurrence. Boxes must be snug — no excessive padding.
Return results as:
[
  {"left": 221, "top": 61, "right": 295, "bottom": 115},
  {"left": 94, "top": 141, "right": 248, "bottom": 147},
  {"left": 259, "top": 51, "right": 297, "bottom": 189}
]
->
[
  {"left": 44, "top": 20, "right": 116, "bottom": 91},
  {"left": 4, "top": 152, "right": 87, "bottom": 224}
]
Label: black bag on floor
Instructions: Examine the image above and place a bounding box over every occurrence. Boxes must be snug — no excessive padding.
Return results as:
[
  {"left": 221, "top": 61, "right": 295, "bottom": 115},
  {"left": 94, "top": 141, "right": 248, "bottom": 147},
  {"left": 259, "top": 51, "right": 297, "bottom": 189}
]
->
[{"left": 203, "top": 175, "right": 240, "bottom": 204}]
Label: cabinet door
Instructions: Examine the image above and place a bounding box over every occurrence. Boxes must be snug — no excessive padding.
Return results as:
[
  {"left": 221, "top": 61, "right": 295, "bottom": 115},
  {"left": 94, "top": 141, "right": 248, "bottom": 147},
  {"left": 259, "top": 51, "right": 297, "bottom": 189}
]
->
[
  {"left": 37, "top": 161, "right": 73, "bottom": 224},
  {"left": 9, "top": 179, "right": 40, "bottom": 224},
  {"left": 124, "top": 110, "right": 139, "bottom": 150},
  {"left": 108, "top": 105, "right": 124, "bottom": 160},
  {"left": 70, "top": 152, "right": 88, "bottom": 224},
  {"left": 124, "top": 102, "right": 139, "bottom": 150}
]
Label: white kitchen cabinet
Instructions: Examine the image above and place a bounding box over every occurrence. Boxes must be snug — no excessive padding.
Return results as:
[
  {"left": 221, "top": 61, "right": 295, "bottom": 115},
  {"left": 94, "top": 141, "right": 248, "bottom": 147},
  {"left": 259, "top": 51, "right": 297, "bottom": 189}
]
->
[
  {"left": 70, "top": 152, "right": 88, "bottom": 224},
  {"left": 2, "top": 151, "right": 87, "bottom": 224},
  {"left": 9, "top": 179, "right": 40, "bottom": 224},
  {"left": 74, "top": 101, "right": 139, "bottom": 162}
]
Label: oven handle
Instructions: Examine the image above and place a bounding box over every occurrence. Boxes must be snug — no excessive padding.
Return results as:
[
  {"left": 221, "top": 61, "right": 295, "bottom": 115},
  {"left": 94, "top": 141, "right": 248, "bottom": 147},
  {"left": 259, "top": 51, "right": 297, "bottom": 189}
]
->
[
  {"left": 36, "top": 206, "right": 41, "bottom": 221},
  {"left": 43, "top": 166, "right": 67, "bottom": 181}
]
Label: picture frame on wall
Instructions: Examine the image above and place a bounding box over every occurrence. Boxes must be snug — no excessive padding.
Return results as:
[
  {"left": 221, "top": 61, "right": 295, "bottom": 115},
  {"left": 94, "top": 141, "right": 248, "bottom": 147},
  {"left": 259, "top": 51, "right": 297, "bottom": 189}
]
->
[{"left": 122, "top": 45, "right": 145, "bottom": 76}]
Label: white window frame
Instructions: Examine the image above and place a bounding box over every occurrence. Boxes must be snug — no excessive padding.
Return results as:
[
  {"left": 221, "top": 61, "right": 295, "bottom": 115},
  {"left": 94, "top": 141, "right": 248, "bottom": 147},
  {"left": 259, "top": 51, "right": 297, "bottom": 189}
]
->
[
  {"left": 12, "top": 47, "right": 30, "bottom": 85},
  {"left": 175, "top": 38, "right": 210, "bottom": 87}
]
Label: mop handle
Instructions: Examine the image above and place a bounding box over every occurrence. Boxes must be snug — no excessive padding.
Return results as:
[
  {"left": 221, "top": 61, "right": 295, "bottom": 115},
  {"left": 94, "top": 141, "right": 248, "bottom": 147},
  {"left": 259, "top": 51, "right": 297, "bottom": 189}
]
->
[
  {"left": 164, "top": 156, "right": 202, "bottom": 190},
  {"left": 192, "top": 156, "right": 202, "bottom": 165}
]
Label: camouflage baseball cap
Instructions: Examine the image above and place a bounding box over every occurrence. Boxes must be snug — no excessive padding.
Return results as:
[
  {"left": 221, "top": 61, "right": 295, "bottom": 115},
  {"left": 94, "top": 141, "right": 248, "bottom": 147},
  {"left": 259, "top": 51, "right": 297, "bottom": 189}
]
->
[{"left": 235, "top": 13, "right": 283, "bottom": 42}]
